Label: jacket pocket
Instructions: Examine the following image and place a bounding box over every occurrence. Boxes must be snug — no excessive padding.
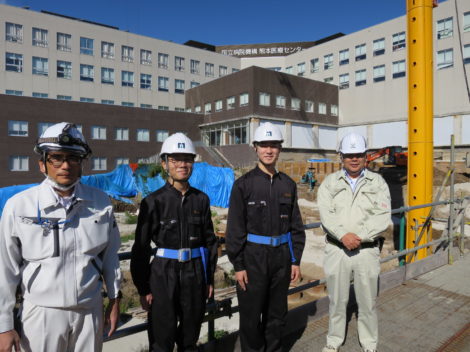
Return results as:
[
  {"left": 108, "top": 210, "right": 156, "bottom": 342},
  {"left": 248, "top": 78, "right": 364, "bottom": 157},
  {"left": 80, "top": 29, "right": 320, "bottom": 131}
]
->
[
  {"left": 159, "top": 219, "right": 178, "bottom": 245},
  {"left": 188, "top": 216, "right": 202, "bottom": 245},
  {"left": 246, "top": 200, "right": 266, "bottom": 234},
  {"left": 79, "top": 213, "right": 109, "bottom": 255},
  {"left": 16, "top": 219, "right": 55, "bottom": 261},
  {"left": 279, "top": 197, "right": 292, "bottom": 234}
]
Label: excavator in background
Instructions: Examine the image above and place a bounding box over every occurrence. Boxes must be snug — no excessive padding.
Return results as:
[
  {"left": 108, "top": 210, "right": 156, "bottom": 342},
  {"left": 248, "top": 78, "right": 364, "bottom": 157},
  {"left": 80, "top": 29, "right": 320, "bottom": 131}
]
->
[{"left": 366, "top": 146, "right": 408, "bottom": 181}]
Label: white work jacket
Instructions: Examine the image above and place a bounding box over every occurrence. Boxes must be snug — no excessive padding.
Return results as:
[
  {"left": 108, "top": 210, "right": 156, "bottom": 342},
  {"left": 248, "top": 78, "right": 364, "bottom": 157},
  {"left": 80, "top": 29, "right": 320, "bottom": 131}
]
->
[
  {"left": 0, "top": 181, "right": 121, "bottom": 333},
  {"left": 317, "top": 169, "right": 392, "bottom": 241}
]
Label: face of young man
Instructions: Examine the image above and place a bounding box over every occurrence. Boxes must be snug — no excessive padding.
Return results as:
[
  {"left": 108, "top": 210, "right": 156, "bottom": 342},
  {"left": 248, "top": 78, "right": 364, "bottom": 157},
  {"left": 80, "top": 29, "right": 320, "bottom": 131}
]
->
[
  {"left": 341, "top": 152, "right": 366, "bottom": 178},
  {"left": 39, "top": 151, "right": 83, "bottom": 186},
  {"left": 255, "top": 141, "right": 282, "bottom": 167},
  {"left": 162, "top": 153, "right": 195, "bottom": 182}
]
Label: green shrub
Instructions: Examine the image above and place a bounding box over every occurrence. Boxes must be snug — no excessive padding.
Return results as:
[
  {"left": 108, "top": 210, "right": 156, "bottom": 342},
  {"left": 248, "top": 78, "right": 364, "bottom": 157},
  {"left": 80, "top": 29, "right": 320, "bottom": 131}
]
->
[{"left": 124, "top": 211, "right": 138, "bottom": 224}]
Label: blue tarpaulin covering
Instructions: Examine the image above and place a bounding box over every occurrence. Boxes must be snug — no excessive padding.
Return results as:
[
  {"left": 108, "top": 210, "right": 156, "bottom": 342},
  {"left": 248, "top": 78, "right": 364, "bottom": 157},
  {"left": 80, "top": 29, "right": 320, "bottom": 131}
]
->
[{"left": 0, "top": 163, "right": 234, "bottom": 216}]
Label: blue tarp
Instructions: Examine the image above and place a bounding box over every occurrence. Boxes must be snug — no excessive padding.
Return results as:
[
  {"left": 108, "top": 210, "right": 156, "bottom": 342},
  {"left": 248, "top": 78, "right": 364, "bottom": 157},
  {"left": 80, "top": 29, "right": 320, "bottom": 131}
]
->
[{"left": 0, "top": 163, "right": 234, "bottom": 216}]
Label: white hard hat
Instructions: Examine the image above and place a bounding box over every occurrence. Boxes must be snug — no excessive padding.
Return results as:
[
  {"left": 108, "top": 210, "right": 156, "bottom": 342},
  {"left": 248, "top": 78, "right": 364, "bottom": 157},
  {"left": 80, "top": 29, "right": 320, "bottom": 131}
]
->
[
  {"left": 160, "top": 133, "right": 196, "bottom": 158},
  {"left": 338, "top": 132, "right": 367, "bottom": 154},
  {"left": 34, "top": 122, "right": 91, "bottom": 158},
  {"left": 253, "top": 122, "right": 284, "bottom": 144}
]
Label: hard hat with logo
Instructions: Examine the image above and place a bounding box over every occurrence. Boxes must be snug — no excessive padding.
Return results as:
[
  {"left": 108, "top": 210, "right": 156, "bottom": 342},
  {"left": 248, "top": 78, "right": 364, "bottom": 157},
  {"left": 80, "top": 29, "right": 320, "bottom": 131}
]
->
[
  {"left": 253, "top": 122, "right": 284, "bottom": 144},
  {"left": 338, "top": 132, "right": 367, "bottom": 154},
  {"left": 160, "top": 132, "right": 196, "bottom": 158},
  {"left": 34, "top": 122, "right": 91, "bottom": 158}
]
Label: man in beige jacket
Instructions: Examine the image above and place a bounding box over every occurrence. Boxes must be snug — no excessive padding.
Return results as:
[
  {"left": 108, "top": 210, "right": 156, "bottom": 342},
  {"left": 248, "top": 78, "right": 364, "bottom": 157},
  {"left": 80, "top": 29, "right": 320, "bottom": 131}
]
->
[{"left": 318, "top": 132, "right": 391, "bottom": 352}]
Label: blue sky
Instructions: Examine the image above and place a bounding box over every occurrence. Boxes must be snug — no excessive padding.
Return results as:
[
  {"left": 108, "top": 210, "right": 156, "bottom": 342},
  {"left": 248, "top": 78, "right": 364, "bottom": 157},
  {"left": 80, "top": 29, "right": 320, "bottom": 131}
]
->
[{"left": 2, "top": 0, "right": 418, "bottom": 45}]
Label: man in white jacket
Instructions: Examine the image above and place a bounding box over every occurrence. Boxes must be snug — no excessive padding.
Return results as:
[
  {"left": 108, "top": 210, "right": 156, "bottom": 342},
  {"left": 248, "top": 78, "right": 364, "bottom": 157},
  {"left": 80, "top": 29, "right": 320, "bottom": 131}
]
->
[
  {"left": 318, "top": 133, "right": 391, "bottom": 352},
  {"left": 0, "top": 122, "right": 122, "bottom": 352}
]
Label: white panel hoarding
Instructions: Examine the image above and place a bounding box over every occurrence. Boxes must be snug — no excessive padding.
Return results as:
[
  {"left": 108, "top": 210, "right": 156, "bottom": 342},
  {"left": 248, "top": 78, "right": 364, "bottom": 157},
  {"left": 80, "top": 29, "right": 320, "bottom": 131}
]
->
[
  {"left": 319, "top": 126, "right": 337, "bottom": 150},
  {"left": 292, "top": 123, "right": 314, "bottom": 148},
  {"left": 371, "top": 121, "right": 407, "bottom": 148}
]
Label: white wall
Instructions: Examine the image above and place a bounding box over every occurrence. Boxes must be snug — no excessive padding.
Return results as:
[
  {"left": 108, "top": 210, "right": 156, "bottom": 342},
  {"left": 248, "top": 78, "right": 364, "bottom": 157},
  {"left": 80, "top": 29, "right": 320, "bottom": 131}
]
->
[
  {"left": 372, "top": 121, "right": 407, "bottom": 148},
  {"left": 462, "top": 114, "right": 470, "bottom": 145},
  {"left": 434, "top": 116, "right": 454, "bottom": 146},
  {"left": 292, "top": 123, "right": 314, "bottom": 148},
  {"left": 319, "top": 126, "right": 337, "bottom": 150}
]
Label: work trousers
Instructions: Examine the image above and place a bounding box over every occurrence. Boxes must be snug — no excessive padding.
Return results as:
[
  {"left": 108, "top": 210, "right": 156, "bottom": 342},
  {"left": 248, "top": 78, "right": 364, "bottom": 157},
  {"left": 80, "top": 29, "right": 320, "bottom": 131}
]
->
[
  {"left": 20, "top": 297, "right": 103, "bottom": 352},
  {"left": 323, "top": 242, "right": 380, "bottom": 351},
  {"left": 237, "top": 242, "right": 292, "bottom": 352},
  {"left": 148, "top": 257, "right": 207, "bottom": 352}
]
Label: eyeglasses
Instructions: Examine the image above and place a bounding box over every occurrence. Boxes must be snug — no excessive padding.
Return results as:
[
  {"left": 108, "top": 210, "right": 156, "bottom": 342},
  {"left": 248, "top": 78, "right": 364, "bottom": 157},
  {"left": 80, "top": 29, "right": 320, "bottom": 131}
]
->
[
  {"left": 167, "top": 156, "right": 194, "bottom": 165},
  {"left": 46, "top": 154, "right": 82, "bottom": 168},
  {"left": 342, "top": 153, "right": 366, "bottom": 159}
]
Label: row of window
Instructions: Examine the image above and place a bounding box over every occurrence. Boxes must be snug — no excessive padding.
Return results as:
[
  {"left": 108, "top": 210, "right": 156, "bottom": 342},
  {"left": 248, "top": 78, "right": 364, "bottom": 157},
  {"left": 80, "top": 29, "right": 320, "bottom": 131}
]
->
[
  {"left": 289, "top": 13, "right": 470, "bottom": 77},
  {"left": 9, "top": 155, "right": 139, "bottom": 172},
  {"left": 7, "top": 120, "right": 170, "bottom": 142},
  {"left": 5, "top": 22, "right": 238, "bottom": 77}
]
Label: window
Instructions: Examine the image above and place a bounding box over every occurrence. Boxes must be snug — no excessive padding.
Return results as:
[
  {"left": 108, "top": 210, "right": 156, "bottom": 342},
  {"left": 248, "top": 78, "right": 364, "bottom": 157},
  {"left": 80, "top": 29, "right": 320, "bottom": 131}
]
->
[
  {"left": 32, "top": 28, "right": 48, "bottom": 47},
  {"left": 285, "top": 66, "right": 293, "bottom": 74},
  {"left": 121, "top": 71, "right": 134, "bottom": 87},
  {"left": 175, "top": 107, "right": 185, "bottom": 112},
  {"left": 305, "top": 100, "right": 314, "bottom": 112},
  {"left": 137, "top": 129, "right": 150, "bottom": 142},
  {"left": 319, "top": 103, "right": 327, "bottom": 115},
  {"left": 91, "top": 126, "right": 106, "bottom": 140},
  {"left": 6, "top": 53, "right": 23, "bottom": 72},
  {"left": 276, "top": 96, "right": 286, "bottom": 108},
  {"left": 339, "top": 49, "right": 349, "bottom": 65},
  {"left": 339, "top": 73, "right": 349, "bottom": 89},
  {"left": 190, "top": 81, "right": 200, "bottom": 88},
  {"left": 205, "top": 103, "right": 212, "bottom": 113},
  {"left": 116, "top": 158, "right": 129, "bottom": 166},
  {"left": 392, "top": 60, "right": 406, "bottom": 78},
  {"left": 437, "top": 17, "right": 453, "bottom": 39},
  {"left": 57, "top": 33, "right": 71, "bottom": 52},
  {"left": 373, "top": 38, "right": 385, "bottom": 56},
  {"left": 91, "top": 157, "right": 107, "bottom": 171},
  {"left": 158, "top": 53, "right": 169, "bottom": 69},
  {"left": 122, "top": 102, "right": 134, "bottom": 107},
  {"left": 38, "top": 122, "right": 54, "bottom": 136},
  {"left": 156, "top": 130, "right": 169, "bottom": 142},
  {"left": 80, "top": 64, "right": 94, "bottom": 82},
  {"left": 291, "top": 98, "right": 300, "bottom": 111},
  {"left": 323, "top": 54, "right": 334, "bottom": 70},
  {"left": 158, "top": 106, "right": 169, "bottom": 110},
  {"left": 6, "top": 90, "right": 23, "bottom": 96},
  {"left": 80, "top": 97, "right": 94, "bottom": 103},
  {"left": 373, "top": 65, "right": 386, "bottom": 82},
  {"left": 32, "top": 57, "right": 48, "bottom": 76},
  {"left": 158, "top": 76, "right": 169, "bottom": 92},
  {"left": 194, "top": 106, "right": 202, "bottom": 113},
  {"left": 175, "top": 56, "right": 185, "bottom": 71},
  {"left": 115, "top": 128, "right": 129, "bottom": 140},
  {"left": 80, "top": 37, "right": 94, "bottom": 55},
  {"left": 101, "top": 41, "right": 114, "bottom": 59},
  {"left": 33, "top": 92, "right": 48, "bottom": 98},
  {"left": 331, "top": 105, "right": 338, "bottom": 116},
  {"left": 240, "top": 93, "right": 249, "bottom": 106},
  {"left": 121, "top": 46, "right": 134, "bottom": 62},
  {"left": 355, "top": 69, "right": 366, "bottom": 86},
  {"left": 175, "top": 79, "right": 185, "bottom": 94},
  {"left": 140, "top": 74, "right": 151, "bottom": 89},
  {"left": 392, "top": 32, "right": 406, "bottom": 51},
  {"left": 140, "top": 49, "right": 152, "bottom": 65},
  {"left": 259, "top": 92, "right": 270, "bottom": 106},
  {"left": 324, "top": 77, "right": 333, "bottom": 84},
  {"left": 297, "top": 62, "right": 306, "bottom": 76},
  {"left": 232, "top": 68, "right": 239, "bottom": 73},
  {"left": 355, "top": 44, "right": 366, "bottom": 61},
  {"left": 464, "top": 12, "right": 470, "bottom": 32},
  {"left": 437, "top": 49, "right": 453, "bottom": 69},
  {"left": 57, "top": 95, "right": 72, "bottom": 100},
  {"left": 101, "top": 68, "right": 115, "bottom": 84},
  {"left": 57, "top": 61, "right": 72, "bottom": 79},
  {"left": 219, "top": 65, "right": 228, "bottom": 77},
  {"left": 101, "top": 99, "right": 114, "bottom": 105},
  {"left": 215, "top": 100, "right": 223, "bottom": 112},
  {"left": 6, "top": 22, "right": 23, "bottom": 43},
  {"left": 10, "top": 156, "right": 29, "bottom": 171},
  {"left": 8, "top": 121, "right": 28, "bottom": 136},
  {"left": 227, "top": 96, "right": 236, "bottom": 109},
  {"left": 191, "top": 59, "right": 200, "bottom": 74},
  {"left": 205, "top": 63, "right": 214, "bottom": 77},
  {"left": 464, "top": 44, "right": 470, "bottom": 64},
  {"left": 310, "top": 58, "right": 320, "bottom": 73}
]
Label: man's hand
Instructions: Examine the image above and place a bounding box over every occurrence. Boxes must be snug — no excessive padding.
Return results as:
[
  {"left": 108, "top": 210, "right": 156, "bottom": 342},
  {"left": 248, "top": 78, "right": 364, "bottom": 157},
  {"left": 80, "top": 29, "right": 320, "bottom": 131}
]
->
[
  {"left": 207, "top": 284, "right": 214, "bottom": 299},
  {"left": 104, "top": 298, "right": 120, "bottom": 337},
  {"left": 235, "top": 270, "right": 248, "bottom": 291},
  {"left": 341, "top": 232, "right": 362, "bottom": 250},
  {"left": 0, "top": 329, "right": 20, "bottom": 352},
  {"left": 291, "top": 265, "right": 301, "bottom": 283},
  {"left": 140, "top": 294, "right": 153, "bottom": 311}
]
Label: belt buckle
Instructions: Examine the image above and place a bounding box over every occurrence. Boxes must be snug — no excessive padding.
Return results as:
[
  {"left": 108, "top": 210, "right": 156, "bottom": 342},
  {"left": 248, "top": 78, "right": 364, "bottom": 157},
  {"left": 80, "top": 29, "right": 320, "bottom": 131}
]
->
[
  {"left": 178, "top": 248, "right": 191, "bottom": 262},
  {"left": 270, "top": 236, "right": 281, "bottom": 247}
]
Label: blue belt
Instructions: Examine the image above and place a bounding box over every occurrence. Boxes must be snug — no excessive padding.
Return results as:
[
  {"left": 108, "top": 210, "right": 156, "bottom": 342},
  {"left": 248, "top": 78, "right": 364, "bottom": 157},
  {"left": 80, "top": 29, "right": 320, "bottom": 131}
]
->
[
  {"left": 247, "top": 232, "right": 296, "bottom": 263},
  {"left": 155, "top": 247, "right": 209, "bottom": 282}
]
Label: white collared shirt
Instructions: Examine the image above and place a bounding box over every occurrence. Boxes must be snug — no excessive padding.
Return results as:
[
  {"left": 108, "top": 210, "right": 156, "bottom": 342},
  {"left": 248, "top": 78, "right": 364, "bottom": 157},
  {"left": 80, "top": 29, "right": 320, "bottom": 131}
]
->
[{"left": 344, "top": 168, "right": 365, "bottom": 192}]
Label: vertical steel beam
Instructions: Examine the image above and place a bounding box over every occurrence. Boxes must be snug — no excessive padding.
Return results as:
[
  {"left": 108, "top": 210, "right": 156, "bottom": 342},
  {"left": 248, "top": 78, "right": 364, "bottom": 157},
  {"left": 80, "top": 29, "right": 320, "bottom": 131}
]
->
[{"left": 406, "top": 0, "right": 435, "bottom": 260}]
